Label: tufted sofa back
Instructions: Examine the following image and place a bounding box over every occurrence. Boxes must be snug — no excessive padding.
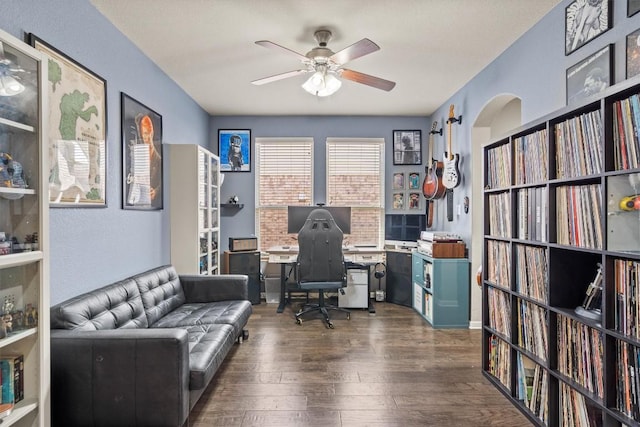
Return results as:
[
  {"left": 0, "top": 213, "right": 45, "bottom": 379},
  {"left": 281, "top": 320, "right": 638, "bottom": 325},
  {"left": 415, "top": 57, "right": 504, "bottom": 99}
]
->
[
  {"left": 51, "top": 279, "right": 148, "bottom": 330},
  {"left": 51, "top": 265, "right": 187, "bottom": 330},
  {"left": 134, "top": 265, "right": 186, "bottom": 326}
]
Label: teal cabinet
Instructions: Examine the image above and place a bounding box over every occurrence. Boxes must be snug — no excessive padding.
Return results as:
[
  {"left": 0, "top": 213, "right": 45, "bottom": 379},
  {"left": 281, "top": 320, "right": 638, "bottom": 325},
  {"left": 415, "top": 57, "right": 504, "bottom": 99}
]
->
[{"left": 411, "top": 252, "right": 469, "bottom": 328}]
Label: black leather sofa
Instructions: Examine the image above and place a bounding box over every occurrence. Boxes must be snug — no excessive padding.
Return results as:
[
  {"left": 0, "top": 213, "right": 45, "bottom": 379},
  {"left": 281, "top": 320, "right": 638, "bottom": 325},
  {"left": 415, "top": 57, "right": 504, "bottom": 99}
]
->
[{"left": 50, "top": 265, "right": 252, "bottom": 427}]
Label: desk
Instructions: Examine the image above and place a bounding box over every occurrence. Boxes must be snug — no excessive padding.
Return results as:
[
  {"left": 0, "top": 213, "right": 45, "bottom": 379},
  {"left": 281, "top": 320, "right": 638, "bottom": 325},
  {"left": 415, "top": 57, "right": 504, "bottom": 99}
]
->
[{"left": 267, "top": 246, "right": 384, "bottom": 313}]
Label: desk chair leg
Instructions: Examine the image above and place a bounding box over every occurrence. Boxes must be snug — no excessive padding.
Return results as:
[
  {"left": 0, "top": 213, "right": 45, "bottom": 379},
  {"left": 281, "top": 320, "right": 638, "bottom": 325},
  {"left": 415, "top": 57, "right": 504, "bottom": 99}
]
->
[{"left": 295, "top": 291, "right": 351, "bottom": 329}]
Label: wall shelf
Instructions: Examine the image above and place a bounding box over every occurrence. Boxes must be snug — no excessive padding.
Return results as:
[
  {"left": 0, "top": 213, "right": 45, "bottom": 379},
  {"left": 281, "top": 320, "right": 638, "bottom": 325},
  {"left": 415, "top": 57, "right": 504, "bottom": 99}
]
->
[{"left": 221, "top": 203, "right": 244, "bottom": 209}]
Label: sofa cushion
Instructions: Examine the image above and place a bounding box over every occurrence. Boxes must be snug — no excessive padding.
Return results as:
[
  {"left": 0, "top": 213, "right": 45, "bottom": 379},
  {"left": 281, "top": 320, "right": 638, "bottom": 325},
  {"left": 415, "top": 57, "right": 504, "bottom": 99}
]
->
[
  {"left": 50, "top": 279, "right": 148, "bottom": 330},
  {"left": 150, "top": 300, "right": 252, "bottom": 337},
  {"left": 134, "top": 265, "right": 186, "bottom": 326},
  {"left": 183, "top": 323, "right": 236, "bottom": 390}
]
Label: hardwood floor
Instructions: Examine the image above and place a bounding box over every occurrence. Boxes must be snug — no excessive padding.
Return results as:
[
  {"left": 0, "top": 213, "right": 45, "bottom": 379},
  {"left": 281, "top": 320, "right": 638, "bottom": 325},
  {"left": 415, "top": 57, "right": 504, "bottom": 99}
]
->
[{"left": 189, "top": 301, "right": 530, "bottom": 426}]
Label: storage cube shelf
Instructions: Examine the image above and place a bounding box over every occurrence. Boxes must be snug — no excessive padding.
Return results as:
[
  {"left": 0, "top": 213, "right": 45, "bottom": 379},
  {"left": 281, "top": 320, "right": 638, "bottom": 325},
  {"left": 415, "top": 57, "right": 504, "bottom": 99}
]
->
[
  {"left": 0, "top": 28, "right": 49, "bottom": 427},
  {"left": 411, "top": 252, "right": 469, "bottom": 328},
  {"left": 482, "top": 76, "right": 640, "bottom": 426},
  {"left": 168, "top": 144, "right": 220, "bottom": 275}
]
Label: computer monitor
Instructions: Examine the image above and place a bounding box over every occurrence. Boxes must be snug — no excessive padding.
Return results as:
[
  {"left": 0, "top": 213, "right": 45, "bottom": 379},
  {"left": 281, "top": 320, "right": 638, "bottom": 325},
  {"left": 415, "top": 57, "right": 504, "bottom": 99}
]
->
[{"left": 287, "top": 206, "right": 351, "bottom": 234}]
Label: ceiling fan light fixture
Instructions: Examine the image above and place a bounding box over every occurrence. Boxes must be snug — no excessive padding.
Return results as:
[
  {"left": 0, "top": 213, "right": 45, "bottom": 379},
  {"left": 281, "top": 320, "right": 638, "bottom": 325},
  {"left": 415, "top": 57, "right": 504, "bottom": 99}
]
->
[
  {"left": 0, "top": 74, "right": 24, "bottom": 97},
  {"left": 302, "top": 70, "right": 341, "bottom": 97}
]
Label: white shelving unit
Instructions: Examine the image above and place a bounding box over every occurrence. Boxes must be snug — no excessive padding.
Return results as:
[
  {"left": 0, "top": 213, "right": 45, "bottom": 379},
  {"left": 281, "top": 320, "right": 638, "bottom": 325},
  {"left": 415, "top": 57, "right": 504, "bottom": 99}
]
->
[
  {"left": 0, "top": 28, "right": 49, "bottom": 427},
  {"left": 167, "top": 144, "right": 220, "bottom": 275}
]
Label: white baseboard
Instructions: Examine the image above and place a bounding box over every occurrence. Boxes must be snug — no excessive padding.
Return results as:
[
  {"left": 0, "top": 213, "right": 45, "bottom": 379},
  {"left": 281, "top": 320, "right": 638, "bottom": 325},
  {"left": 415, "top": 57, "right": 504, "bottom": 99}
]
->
[{"left": 468, "top": 320, "right": 482, "bottom": 329}]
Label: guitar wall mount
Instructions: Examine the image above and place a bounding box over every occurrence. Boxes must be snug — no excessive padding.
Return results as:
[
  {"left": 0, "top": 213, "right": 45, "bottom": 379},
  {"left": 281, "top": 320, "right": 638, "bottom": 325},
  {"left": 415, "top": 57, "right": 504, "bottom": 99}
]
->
[
  {"left": 429, "top": 127, "right": 443, "bottom": 136},
  {"left": 446, "top": 114, "right": 463, "bottom": 125}
]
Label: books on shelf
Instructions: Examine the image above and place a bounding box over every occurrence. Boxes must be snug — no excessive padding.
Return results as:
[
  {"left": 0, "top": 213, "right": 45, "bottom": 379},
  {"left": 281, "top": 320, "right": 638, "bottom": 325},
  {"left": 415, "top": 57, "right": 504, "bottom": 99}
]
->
[
  {"left": 487, "top": 287, "right": 511, "bottom": 338},
  {"left": 612, "top": 93, "right": 640, "bottom": 170},
  {"left": 488, "top": 192, "right": 511, "bottom": 238},
  {"left": 517, "top": 353, "right": 548, "bottom": 424},
  {"left": 487, "top": 240, "right": 510, "bottom": 289},
  {"left": 488, "top": 334, "right": 510, "bottom": 390},
  {"left": 616, "top": 339, "right": 640, "bottom": 420},
  {"left": 487, "top": 143, "right": 511, "bottom": 189},
  {"left": 556, "top": 183, "right": 603, "bottom": 249},
  {"left": 554, "top": 109, "right": 603, "bottom": 179},
  {"left": 516, "top": 186, "right": 547, "bottom": 242},
  {"left": 514, "top": 129, "right": 548, "bottom": 185},
  {"left": 515, "top": 244, "right": 548, "bottom": 303},
  {"left": 0, "top": 353, "right": 24, "bottom": 418},
  {"left": 517, "top": 299, "right": 548, "bottom": 362},
  {"left": 615, "top": 258, "right": 640, "bottom": 340},
  {"left": 557, "top": 315, "right": 604, "bottom": 399}
]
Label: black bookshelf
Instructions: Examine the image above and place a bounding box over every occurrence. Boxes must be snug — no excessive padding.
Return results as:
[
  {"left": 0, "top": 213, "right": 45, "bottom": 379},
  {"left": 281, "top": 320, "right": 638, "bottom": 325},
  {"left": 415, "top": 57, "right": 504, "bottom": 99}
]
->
[{"left": 482, "top": 78, "right": 640, "bottom": 426}]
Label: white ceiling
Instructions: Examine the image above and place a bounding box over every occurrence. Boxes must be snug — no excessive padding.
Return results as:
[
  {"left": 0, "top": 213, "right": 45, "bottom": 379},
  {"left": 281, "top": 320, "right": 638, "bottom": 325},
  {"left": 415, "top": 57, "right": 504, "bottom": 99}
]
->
[{"left": 90, "top": 0, "right": 561, "bottom": 116}]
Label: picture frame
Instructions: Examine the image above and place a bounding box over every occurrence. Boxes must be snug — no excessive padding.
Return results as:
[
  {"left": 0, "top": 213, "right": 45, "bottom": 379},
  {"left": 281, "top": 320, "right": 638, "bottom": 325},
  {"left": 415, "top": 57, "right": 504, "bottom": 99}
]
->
[
  {"left": 629, "top": 0, "right": 640, "bottom": 17},
  {"left": 408, "top": 172, "right": 421, "bottom": 190},
  {"left": 29, "top": 34, "right": 107, "bottom": 207},
  {"left": 219, "top": 129, "right": 251, "bottom": 172},
  {"left": 392, "top": 192, "right": 405, "bottom": 210},
  {"left": 408, "top": 192, "right": 421, "bottom": 210},
  {"left": 566, "top": 44, "right": 613, "bottom": 105},
  {"left": 121, "top": 93, "right": 163, "bottom": 210},
  {"left": 565, "top": 0, "right": 611, "bottom": 56},
  {"left": 392, "top": 172, "right": 405, "bottom": 190},
  {"left": 393, "top": 130, "right": 422, "bottom": 165},
  {"left": 627, "top": 28, "right": 640, "bottom": 79}
]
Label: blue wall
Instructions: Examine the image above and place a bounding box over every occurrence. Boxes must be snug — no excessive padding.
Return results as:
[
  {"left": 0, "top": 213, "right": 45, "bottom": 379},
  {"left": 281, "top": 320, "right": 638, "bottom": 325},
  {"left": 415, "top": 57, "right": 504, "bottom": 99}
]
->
[
  {"left": 3, "top": 1, "right": 639, "bottom": 304},
  {"left": 0, "top": 0, "right": 210, "bottom": 304}
]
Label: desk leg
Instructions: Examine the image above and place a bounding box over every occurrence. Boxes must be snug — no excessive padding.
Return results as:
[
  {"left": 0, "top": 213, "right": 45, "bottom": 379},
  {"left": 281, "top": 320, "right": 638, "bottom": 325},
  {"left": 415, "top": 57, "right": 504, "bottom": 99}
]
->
[{"left": 277, "top": 263, "right": 286, "bottom": 313}]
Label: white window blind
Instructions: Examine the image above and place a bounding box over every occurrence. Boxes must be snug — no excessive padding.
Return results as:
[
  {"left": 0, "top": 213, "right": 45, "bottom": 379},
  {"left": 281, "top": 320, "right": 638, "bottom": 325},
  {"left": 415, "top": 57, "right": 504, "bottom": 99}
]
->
[
  {"left": 326, "top": 138, "right": 385, "bottom": 247},
  {"left": 255, "top": 137, "right": 314, "bottom": 251}
]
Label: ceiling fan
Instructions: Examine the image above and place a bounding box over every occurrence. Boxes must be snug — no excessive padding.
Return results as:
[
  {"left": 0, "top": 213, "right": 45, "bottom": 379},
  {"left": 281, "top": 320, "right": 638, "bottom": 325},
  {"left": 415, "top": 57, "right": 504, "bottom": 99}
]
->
[{"left": 251, "top": 29, "right": 396, "bottom": 97}]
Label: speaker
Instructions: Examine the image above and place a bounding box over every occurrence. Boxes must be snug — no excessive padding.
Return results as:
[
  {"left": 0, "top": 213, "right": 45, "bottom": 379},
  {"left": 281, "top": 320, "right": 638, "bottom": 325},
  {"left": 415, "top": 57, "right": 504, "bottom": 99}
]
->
[
  {"left": 385, "top": 250, "right": 412, "bottom": 307},
  {"left": 223, "top": 251, "right": 261, "bottom": 304}
]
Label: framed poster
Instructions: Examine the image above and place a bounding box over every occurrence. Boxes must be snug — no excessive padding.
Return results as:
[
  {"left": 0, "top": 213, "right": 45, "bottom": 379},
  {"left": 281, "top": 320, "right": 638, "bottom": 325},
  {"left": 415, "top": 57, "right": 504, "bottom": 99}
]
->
[
  {"left": 408, "top": 172, "right": 421, "bottom": 189},
  {"left": 393, "top": 130, "right": 422, "bottom": 165},
  {"left": 629, "top": 0, "right": 640, "bottom": 17},
  {"left": 627, "top": 28, "right": 640, "bottom": 79},
  {"left": 566, "top": 44, "right": 613, "bottom": 105},
  {"left": 392, "top": 192, "right": 404, "bottom": 210},
  {"left": 219, "top": 129, "right": 251, "bottom": 172},
  {"left": 121, "top": 93, "right": 163, "bottom": 210},
  {"left": 29, "top": 34, "right": 107, "bottom": 207},
  {"left": 565, "top": 0, "right": 610, "bottom": 56},
  {"left": 392, "top": 172, "right": 405, "bottom": 190},
  {"left": 408, "top": 192, "right": 421, "bottom": 210}
]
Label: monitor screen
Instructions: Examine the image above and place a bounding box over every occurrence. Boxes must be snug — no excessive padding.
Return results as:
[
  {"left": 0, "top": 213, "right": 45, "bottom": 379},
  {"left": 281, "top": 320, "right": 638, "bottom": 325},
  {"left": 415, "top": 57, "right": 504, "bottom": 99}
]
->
[{"left": 287, "top": 206, "right": 351, "bottom": 234}]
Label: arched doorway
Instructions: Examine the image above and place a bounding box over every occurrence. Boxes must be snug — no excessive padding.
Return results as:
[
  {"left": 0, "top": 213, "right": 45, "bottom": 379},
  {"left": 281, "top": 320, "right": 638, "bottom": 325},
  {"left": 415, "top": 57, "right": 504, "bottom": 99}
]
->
[{"left": 469, "top": 95, "right": 522, "bottom": 327}]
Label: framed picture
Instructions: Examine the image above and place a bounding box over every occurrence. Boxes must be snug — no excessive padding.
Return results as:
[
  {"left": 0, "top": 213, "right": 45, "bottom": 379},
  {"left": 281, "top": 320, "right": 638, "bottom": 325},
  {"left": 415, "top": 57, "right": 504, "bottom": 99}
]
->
[
  {"left": 408, "top": 192, "right": 421, "bottom": 210},
  {"left": 627, "top": 28, "right": 640, "bottom": 79},
  {"left": 566, "top": 44, "right": 613, "bottom": 105},
  {"left": 392, "top": 192, "right": 404, "bottom": 210},
  {"left": 219, "top": 129, "right": 251, "bottom": 172},
  {"left": 29, "top": 34, "right": 107, "bottom": 207},
  {"left": 629, "top": 0, "right": 640, "bottom": 17},
  {"left": 392, "top": 172, "right": 405, "bottom": 190},
  {"left": 121, "top": 93, "right": 163, "bottom": 210},
  {"left": 393, "top": 130, "right": 422, "bottom": 165},
  {"left": 408, "top": 172, "right": 421, "bottom": 189},
  {"left": 565, "top": 0, "right": 611, "bottom": 55}
]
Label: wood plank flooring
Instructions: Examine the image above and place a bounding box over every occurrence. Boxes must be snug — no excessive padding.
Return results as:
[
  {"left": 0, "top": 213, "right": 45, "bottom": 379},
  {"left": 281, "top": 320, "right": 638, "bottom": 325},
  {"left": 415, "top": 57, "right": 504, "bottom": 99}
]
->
[{"left": 189, "top": 301, "right": 530, "bottom": 426}]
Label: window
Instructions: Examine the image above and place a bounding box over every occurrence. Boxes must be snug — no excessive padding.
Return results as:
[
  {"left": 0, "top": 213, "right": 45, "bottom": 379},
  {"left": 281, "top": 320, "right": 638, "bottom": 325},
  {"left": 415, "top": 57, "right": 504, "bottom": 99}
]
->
[
  {"left": 326, "top": 138, "right": 385, "bottom": 247},
  {"left": 255, "top": 137, "right": 314, "bottom": 251}
]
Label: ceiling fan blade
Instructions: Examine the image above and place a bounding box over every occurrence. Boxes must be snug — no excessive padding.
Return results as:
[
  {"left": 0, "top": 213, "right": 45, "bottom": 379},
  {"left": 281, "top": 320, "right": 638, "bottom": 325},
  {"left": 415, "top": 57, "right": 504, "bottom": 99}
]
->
[
  {"left": 251, "top": 69, "right": 309, "bottom": 86},
  {"left": 330, "top": 38, "right": 379, "bottom": 65},
  {"left": 340, "top": 69, "right": 396, "bottom": 92},
  {"left": 255, "top": 40, "right": 308, "bottom": 62}
]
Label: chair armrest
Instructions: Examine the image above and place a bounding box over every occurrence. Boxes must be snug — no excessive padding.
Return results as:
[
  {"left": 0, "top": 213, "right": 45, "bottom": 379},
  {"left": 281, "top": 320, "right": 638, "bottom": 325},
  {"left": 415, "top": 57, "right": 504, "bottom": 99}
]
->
[
  {"left": 180, "top": 274, "right": 249, "bottom": 302},
  {"left": 51, "top": 328, "right": 190, "bottom": 427}
]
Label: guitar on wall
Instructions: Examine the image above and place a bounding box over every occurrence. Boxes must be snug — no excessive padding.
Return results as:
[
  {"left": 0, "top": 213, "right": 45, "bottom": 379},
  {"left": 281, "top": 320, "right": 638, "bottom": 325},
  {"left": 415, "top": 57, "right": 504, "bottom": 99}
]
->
[
  {"left": 422, "top": 121, "right": 446, "bottom": 227},
  {"left": 443, "top": 104, "right": 461, "bottom": 189}
]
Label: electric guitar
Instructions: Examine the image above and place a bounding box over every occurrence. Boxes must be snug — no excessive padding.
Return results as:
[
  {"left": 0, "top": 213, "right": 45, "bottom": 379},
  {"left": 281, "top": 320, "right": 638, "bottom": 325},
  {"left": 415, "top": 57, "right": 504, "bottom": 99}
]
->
[
  {"left": 422, "top": 121, "right": 446, "bottom": 200},
  {"left": 442, "top": 104, "right": 461, "bottom": 189}
]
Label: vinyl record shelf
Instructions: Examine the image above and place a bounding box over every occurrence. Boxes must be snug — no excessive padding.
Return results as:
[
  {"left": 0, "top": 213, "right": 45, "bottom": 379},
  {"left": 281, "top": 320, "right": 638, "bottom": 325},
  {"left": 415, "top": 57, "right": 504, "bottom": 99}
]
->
[{"left": 482, "top": 75, "right": 640, "bottom": 426}]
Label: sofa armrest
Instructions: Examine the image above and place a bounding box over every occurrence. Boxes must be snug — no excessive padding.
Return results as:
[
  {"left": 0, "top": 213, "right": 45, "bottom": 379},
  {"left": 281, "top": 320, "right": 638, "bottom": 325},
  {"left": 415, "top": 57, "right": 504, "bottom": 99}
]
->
[
  {"left": 180, "top": 273, "right": 249, "bottom": 302},
  {"left": 51, "top": 328, "right": 190, "bottom": 427}
]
